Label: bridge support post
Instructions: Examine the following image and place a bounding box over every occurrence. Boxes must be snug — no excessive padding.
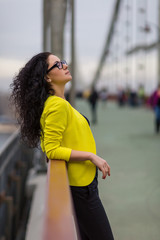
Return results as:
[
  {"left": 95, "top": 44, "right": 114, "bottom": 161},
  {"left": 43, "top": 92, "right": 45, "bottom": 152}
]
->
[{"left": 0, "top": 193, "right": 14, "bottom": 240}]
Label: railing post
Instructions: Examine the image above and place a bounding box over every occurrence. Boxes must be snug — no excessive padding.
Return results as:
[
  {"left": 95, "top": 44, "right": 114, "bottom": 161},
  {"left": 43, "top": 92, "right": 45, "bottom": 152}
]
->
[
  {"left": 5, "top": 196, "right": 13, "bottom": 240},
  {"left": 0, "top": 192, "right": 14, "bottom": 240},
  {"left": 8, "top": 172, "right": 21, "bottom": 232}
]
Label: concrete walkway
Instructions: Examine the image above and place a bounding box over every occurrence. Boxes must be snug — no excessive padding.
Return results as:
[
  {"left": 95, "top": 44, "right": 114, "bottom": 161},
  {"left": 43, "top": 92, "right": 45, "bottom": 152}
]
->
[{"left": 77, "top": 99, "right": 160, "bottom": 240}]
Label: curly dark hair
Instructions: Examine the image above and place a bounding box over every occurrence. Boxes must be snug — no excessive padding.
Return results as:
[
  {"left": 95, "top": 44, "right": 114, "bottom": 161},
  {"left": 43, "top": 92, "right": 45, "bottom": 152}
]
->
[{"left": 10, "top": 52, "right": 54, "bottom": 148}]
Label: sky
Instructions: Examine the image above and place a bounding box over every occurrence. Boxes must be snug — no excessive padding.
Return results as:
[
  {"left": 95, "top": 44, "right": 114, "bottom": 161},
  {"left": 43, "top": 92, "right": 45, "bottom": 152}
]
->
[
  {"left": 0, "top": 0, "right": 159, "bottom": 94},
  {"left": 0, "top": 0, "right": 42, "bottom": 92}
]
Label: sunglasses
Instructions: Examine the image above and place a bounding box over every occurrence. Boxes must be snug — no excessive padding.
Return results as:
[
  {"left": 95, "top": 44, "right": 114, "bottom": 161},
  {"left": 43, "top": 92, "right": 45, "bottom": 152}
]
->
[{"left": 47, "top": 60, "right": 67, "bottom": 73}]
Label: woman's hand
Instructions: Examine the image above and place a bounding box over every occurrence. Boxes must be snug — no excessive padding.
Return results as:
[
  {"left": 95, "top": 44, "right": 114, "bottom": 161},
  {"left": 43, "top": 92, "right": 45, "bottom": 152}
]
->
[
  {"left": 69, "top": 150, "right": 111, "bottom": 179},
  {"left": 90, "top": 153, "right": 111, "bottom": 179}
]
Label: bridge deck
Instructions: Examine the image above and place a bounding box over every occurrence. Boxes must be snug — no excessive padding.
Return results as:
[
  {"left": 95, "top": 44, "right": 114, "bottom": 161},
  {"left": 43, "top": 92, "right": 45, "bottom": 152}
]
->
[{"left": 77, "top": 99, "right": 160, "bottom": 240}]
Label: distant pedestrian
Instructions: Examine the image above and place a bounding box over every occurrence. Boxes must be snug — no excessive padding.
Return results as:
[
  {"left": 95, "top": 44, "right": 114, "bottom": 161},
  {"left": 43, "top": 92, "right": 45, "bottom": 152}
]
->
[
  {"left": 99, "top": 87, "right": 108, "bottom": 108},
  {"left": 88, "top": 86, "right": 99, "bottom": 124},
  {"left": 117, "top": 87, "right": 126, "bottom": 106},
  {"left": 128, "top": 89, "right": 138, "bottom": 107},
  {"left": 149, "top": 84, "right": 160, "bottom": 133},
  {"left": 138, "top": 84, "right": 145, "bottom": 106}
]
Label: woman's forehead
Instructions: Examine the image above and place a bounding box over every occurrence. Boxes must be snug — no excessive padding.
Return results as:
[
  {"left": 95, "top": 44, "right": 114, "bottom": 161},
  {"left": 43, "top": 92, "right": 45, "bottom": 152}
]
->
[{"left": 48, "top": 54, "right": 60, "bottom": 64}]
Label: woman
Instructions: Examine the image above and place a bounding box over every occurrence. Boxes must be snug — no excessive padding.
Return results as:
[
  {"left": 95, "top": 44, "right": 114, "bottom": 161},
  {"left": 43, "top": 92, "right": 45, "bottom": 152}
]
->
[{"left": 10, "top": 52, "right": 114, "bottom": 240}]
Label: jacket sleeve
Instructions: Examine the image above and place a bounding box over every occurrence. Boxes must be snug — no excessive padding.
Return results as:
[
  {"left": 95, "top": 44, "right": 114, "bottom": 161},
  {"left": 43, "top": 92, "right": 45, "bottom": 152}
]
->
[{"left": 43, "top": 99, "right": 72, "bottom": 161}]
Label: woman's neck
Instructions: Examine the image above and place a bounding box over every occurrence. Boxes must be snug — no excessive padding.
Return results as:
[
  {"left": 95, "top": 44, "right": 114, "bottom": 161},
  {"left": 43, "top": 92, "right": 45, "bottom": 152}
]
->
[
  {"left": 51, "top": 84, "right": 66, "bottom": 99},
  {"left": 54, "top": 93, "right": 65, "bottom": 99}
]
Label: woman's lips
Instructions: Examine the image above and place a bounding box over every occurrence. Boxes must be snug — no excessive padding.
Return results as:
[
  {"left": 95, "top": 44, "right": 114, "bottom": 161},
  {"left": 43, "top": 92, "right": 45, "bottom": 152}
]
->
[{"left": 65, "top": 71, "right": 70, "bottom": 75}]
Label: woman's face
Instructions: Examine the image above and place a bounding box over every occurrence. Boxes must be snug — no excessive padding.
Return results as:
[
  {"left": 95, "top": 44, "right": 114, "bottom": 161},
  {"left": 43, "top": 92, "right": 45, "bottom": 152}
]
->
[{"left": 46, "top": 54, "right": 72, "bottom": 85}]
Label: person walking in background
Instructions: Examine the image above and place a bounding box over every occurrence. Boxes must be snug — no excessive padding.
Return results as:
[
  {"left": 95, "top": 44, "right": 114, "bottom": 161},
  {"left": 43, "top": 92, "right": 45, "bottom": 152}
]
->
[
  {"left": 99, "top": 87, "right": 108, "bottom": 108},
  {"left": 138, "top": 84, "right": 145, "bottom": 106},
  {"left": 117, "top": 86, "right": 126, "bottom": 107},
  {"left": 88, "top": 86, "right": 99, "bottom": 124},
  {"left": 149, "top": 84, "right": 160, "bottom": 133},
  {"left": 10, "top": 52, "right": 114, "bottom": 240}
]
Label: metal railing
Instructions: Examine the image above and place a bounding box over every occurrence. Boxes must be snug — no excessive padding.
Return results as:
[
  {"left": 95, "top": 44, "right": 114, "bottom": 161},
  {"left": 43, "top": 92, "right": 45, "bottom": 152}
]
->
[
  {"left": 42, "top": 160, "right": 81, "bottom": 240},
  {"left": 0, "top": 129, "right": 34, "bottom": 240},
  {"left": 0, "top": 129, "right": 80, "bottom": 239}
]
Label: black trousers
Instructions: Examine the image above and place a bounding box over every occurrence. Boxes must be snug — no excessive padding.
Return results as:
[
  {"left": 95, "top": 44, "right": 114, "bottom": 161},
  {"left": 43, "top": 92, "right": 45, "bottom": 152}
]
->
[{"left": 70, "top": 171, "right": 114, "bottom": 240}]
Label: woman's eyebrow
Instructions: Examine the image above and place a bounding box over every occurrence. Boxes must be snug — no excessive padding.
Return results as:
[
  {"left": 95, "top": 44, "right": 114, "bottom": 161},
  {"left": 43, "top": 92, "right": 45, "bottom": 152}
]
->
[{"left": 53, "top": 60, "right": 59, "bottom": 64}]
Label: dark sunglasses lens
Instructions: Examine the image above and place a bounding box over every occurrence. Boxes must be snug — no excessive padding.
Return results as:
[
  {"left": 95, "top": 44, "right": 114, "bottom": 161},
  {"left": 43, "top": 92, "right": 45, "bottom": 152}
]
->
[
  {"left": 59, "top": 60, "right": 67, "bottom": 69},
  {"left": 53, "top": 60, "right": 67, "bottom": 70},
  {"left": 57, "top": 62, "right": 61, "bottom": 69},
  {"left": 62, "top": 60, "right": 67, "bottom": 65}
]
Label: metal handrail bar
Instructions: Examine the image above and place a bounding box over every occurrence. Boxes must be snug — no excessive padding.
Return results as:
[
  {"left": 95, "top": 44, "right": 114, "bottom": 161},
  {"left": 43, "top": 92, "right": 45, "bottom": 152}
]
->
[
  {"left": 42, "top": 160, "right": 80, "bottom": 240},
  {"left": 0, "top": 128, "right": 19, "bottom": 156},
  {"left": 0, "top": 129, "right": 20, "bottom": 175},
  {"left": 0, "top": 144, "right": 19, "bottom": 177}
]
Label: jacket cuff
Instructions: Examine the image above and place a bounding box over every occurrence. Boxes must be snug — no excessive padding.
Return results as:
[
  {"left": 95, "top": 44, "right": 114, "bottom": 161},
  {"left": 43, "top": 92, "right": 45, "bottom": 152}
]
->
[{"left": 46, "top": 147, "right": 72, "bottom": 162}]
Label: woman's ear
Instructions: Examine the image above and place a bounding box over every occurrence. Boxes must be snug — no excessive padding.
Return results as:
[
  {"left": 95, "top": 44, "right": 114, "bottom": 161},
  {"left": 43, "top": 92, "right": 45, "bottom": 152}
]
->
[
  {"left": 45, "top": 76, "right": 51, "bottom": 83},
  {"left": 46, "top": 78, "right": 51, "bottom": 83}
]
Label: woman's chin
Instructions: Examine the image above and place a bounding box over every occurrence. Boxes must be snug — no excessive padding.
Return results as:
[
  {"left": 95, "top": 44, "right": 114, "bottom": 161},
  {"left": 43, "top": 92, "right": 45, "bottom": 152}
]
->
[{"left": 66, "top": 76, "right": 72, "bottom": 82}]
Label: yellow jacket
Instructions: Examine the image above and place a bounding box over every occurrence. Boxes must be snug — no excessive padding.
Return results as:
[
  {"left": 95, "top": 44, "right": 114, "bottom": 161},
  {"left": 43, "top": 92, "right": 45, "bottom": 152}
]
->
[{"left": 40, "top": 95, "right": 96, "bottom": 186}]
